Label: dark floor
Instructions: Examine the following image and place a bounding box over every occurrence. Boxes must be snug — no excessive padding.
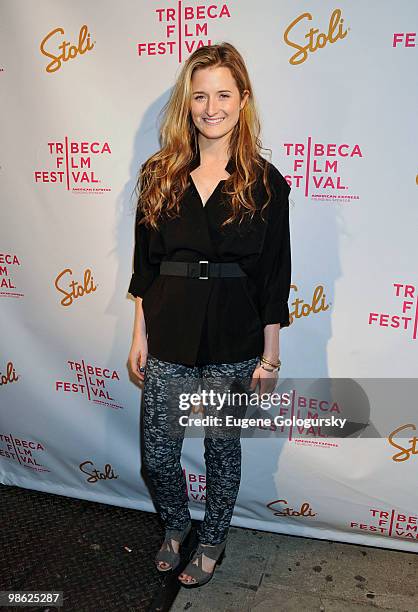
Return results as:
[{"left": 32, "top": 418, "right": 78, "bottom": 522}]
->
[{"left": 0, "top": 484, "right": 198, "bottom": 612}]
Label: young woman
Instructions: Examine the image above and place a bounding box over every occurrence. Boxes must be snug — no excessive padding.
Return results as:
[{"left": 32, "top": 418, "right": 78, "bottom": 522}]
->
[{"left": 128, "top": 42, "right": 291, "bottom": 587}]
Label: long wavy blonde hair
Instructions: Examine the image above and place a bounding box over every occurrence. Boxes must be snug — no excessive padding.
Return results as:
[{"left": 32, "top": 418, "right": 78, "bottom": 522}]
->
[{"left": 135, "top": 42, "right": 273, "bottom": 231}]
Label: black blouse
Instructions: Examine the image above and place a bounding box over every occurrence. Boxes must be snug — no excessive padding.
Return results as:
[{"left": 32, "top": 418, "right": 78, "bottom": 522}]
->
[{"left": 128, "top": 147, "right": 291, "bottom": 367}]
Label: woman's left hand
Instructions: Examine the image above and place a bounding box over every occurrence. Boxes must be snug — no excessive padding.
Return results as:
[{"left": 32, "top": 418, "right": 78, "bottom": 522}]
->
[{"left": 249, "top": 361, "right": 278, "bottom": 397}]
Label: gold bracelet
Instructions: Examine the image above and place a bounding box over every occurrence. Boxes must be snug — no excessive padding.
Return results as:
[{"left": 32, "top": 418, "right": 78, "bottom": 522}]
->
[
  {"left": 261, "top": 355, "right": 281, "bottom": 369},
  {"left": 260, "top": 363, "right": 278, "bottom": 373},
  {"left": 258, "top": 357, "right": 280, "bottom": 373}
]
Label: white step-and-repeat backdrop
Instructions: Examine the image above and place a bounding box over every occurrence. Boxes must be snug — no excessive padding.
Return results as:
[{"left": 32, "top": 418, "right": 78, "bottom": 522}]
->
[{"left": 1, "top": 1, "right": 417, "bottom": 553}]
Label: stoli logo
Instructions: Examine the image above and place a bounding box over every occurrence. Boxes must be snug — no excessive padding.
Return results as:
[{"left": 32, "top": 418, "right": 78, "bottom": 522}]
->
[
  {"left": 284, "top": 8, "right": 348, "bottom": 65},
  {"left": 0, "top": 361, "right": 19, "bottom": 387},
  {"left": 54, "top": 267, "right": 97, "bottom": 307},
  {"left": 40, "top": 24, "right": 95, "bottom": 73},
  {"left": 267, "top": 498, "right": 317, "bottom": 518},
  {"left": 388, "top": 424, "right": 418, "bottom": 463},
  {"left": 289, "top": 283, "right": 331, "bottom": 324}
]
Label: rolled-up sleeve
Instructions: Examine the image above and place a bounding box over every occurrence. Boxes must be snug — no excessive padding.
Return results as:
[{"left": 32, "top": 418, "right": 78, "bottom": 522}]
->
[
  {"left": 256, "top": 170, "right": 291, "bottom": 327},
  {"left": 128, "top": 207, "right": 160, "bottom": 298}
]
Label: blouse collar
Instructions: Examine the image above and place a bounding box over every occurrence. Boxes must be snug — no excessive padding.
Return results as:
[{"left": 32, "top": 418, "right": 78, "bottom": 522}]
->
[{"left": 190, "top": 145, "right": 236, "bottom": 175}]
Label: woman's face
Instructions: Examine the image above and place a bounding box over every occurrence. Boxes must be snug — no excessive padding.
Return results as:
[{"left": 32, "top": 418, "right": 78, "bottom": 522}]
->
[{"left": 190, "top": 65, "right": 249, "bottom": 143}]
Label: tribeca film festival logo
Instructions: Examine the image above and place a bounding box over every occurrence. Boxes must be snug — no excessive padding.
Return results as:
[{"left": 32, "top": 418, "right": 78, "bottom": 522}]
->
[
  {"left": 56, "top": 360, "right": 124, "bottom": 410},
  {"left": 0, "top": 433, "right": 50, "bottom": 472},
  {"left": 0, "top": 361, "right": 19, "bottom": 388},
  {"left": 351, "top": 508, "right": 418, "bottom": 541},
  {"left": 79, "top": 460, "right": 119, "bottom": 484},
  {"left": 283, "top": 140, "right": 362, "bottom": 203},
  {"left": 34, "top": 139, "right": 112, "bottom": 194},
  {"left": 55, "top": 267, "right": 97, "bottom": 307},
  {"left": 392, "top": 32, "right": 416, "bottom": 48},
  {"left": 369, "top": 283, "right": 418, "bottom": 341},
  {"left": 0, "top": 252, "right": 23, "bottom": 299},
  {"left": 267, "top": 498, "right": 317, "bottom": 519},
  {"left": 289, "top": 283, "right": 331, "bottom": 324},
  {"left": 138, "top": 2, "right": 231, "bottom": 62},
  {"left": 284, "top": 8, "right": 348, "bottom": 66},
  {"left": 40, "top": 24, "right": 95, "bottom": 73},
  {"left": 254, "top": 388, "right": 347, "bottom": 443},
  {"left": 183, "top": 467, "right": 206, "bottom": 502}
]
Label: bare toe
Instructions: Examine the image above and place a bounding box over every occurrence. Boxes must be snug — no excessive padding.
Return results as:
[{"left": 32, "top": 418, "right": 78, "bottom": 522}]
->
[
  {"left": 158, "top": 561, "right": 170, "bottom": 569},
  {"left": 179, "top": 573, "right": 194, "bottom": 583}
]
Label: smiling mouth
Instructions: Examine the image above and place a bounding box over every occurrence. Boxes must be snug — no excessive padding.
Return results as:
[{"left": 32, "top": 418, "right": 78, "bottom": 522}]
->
[{"left": 203, "top": 117, "right": 225, "bottom": 125}]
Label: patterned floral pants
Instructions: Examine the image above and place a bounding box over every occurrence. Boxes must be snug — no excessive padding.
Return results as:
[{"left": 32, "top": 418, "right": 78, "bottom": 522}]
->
[{"left": 141, "top": 353, "right": 259, "bottom": 545}]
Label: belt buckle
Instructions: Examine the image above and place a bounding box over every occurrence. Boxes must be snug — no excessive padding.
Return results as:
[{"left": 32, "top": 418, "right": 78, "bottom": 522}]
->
[{"left": 198, "top": 260, "right": 209, "bottom": 279}]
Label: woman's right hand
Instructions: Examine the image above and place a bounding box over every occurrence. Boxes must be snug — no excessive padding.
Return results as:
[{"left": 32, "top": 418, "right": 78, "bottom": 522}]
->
[{"left": 129, "top": 337, "right": 148, "bottom": 383}]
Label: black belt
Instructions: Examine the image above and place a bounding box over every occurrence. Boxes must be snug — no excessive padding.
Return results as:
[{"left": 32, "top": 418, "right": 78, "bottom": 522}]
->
[{"left": 159, "top": 260, "right": 246, "bottom": 279}]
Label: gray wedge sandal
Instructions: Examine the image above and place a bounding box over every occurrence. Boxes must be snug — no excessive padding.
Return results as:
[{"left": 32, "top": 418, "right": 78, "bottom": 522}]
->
[
  {"left": 178, "top": 540, "right": 226, "bottom": 587},
  {"left": 155, "top": 522, "right": 192, "bottom": 572}
]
